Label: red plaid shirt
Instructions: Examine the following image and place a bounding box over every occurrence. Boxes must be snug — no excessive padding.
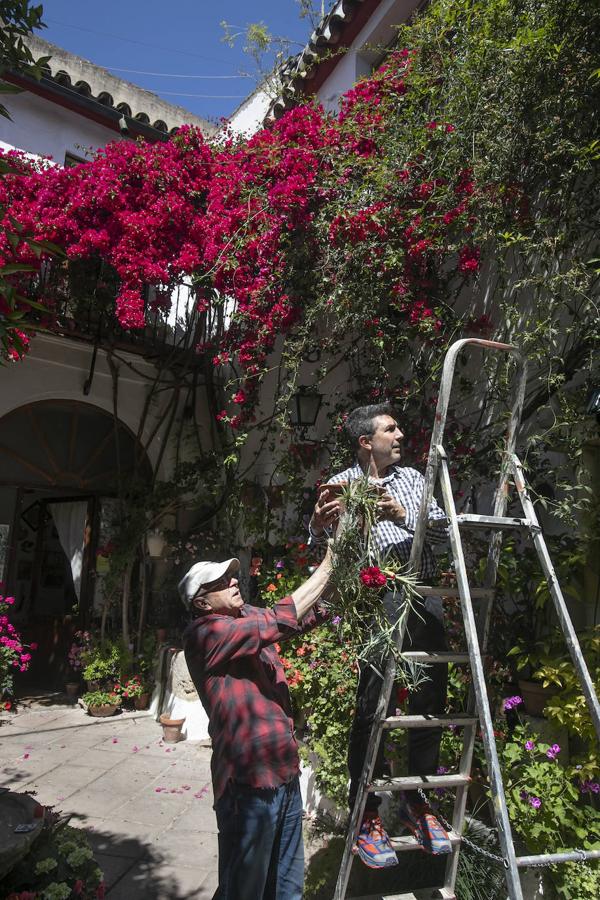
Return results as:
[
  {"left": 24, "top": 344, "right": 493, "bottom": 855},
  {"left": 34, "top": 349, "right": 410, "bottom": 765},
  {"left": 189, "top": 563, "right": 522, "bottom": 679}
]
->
[{"left": 183, "top": 595, "right": 325, "bottom": 802}]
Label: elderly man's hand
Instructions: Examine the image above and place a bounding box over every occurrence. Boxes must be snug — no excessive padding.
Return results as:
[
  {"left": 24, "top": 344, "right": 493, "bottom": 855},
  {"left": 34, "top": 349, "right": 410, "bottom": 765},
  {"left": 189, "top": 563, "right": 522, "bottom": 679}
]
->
[
  {"left": 310, "top": 488, "right": 343, "bottom": 536},
  {"left": 377, "top": 491, "right": 406, "bottom": 524}
]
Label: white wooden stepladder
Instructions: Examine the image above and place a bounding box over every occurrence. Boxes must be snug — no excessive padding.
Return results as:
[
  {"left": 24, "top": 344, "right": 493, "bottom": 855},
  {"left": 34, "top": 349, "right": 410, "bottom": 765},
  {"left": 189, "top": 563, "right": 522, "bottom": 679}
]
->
[{"left": 334, "top": 338, "right": 600, "bottom": 900}]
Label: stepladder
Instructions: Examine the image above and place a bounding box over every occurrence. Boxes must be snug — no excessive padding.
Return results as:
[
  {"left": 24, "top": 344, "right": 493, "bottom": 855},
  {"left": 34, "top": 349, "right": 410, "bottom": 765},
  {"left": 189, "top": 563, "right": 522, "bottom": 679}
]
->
[{"left": 334, "top": 338, "right": 600, "bottom": 900}]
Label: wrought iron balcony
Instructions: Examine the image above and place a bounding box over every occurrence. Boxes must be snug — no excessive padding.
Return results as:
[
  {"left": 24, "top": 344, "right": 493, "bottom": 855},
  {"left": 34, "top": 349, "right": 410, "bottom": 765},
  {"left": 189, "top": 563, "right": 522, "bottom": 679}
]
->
[{"left": 24, "top": 258, "right": 223, "bottom": 359}]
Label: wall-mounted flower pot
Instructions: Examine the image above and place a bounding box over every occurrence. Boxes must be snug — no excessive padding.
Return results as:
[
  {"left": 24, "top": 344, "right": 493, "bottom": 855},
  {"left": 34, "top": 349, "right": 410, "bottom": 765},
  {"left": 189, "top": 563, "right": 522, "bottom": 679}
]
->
[
  {"left": 160, "top": 714, "right": 185, "bottom": 743},
  {"left": 156, "top": 628, "right": 168, "bottom": 644}
]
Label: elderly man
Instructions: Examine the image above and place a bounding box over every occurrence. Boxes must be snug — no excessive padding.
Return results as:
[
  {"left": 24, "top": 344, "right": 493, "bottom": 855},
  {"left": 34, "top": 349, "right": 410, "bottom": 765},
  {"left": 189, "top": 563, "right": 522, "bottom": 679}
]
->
[
  {"left": 310, "top": 402, "right": 451, "bottom": 868},
  {"left": 180, "top": 549, "right": 332, "bottom": 900}
]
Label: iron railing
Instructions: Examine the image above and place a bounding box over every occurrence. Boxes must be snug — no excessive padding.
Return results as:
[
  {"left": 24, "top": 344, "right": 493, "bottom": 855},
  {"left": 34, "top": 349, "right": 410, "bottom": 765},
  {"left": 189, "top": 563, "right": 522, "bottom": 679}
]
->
[{"left": 24, "top": 259, "right": 224, "bottom": 358}]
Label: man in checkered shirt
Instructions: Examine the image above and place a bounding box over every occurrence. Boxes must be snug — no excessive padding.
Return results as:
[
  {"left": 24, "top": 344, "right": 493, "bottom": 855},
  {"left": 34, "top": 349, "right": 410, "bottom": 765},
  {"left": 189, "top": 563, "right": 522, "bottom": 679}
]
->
[
  {"left": 309, "top": 403, "right": 452, "bottom": 867},
  {"left": 181, "top": 550, "right": 332, "bottom": 899}
]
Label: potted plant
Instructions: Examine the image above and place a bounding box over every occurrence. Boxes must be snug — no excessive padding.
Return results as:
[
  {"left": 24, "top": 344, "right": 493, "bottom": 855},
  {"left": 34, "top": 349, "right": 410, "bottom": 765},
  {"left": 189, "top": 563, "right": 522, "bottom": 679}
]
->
[
  {"left": 121, "top": 675, "right": 151, "bottom": 710},
  {"left": 81, "top": 639, "right": 131, "bottom": 691},
  {"left": 159, "top": 713, "right": 186, "bottom": 742},
  {"left": 82, "top": 689, "right": 121, "bottom": 717}
]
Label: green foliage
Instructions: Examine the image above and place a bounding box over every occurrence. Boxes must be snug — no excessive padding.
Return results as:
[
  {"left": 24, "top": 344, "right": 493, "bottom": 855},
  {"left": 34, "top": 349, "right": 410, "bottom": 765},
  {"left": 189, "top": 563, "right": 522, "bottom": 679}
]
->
[
  {"left": 281, "top": 623, "right": 358, "bottom": 806},
  {"left": 512, "top": 626, "right": 600, "bottom": 779},
  {"left": 0, "top": 1, "right": 49, "bottom": 120},
  {"left": 501, "top": 725, "right": 600, "bottom": 898},
  {"left": 82, "top": 689, "right": 120, "bottom": 708},
  {"left": 327, "top": 477, "right": 423, "bottom": 681},
  {"left": 2, "top": 820, "right": 103, "bottom": 898},
  {"left": 81, "top": 639, "right": 131, "bottom": 685}
]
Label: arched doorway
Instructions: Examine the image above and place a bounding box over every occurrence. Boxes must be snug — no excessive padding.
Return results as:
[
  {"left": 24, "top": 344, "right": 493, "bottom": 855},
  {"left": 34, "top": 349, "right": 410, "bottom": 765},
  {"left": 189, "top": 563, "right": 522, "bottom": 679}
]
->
[{"left": 0, "top": 400, "right": 152, "bottom": 688}]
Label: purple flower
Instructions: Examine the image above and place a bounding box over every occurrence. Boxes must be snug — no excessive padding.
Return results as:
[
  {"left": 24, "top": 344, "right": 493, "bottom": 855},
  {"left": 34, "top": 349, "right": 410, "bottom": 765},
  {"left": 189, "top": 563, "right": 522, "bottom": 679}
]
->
[
  {"left": 520, "top": 790, "right": 529, "bottom": 801},
  {"left": 525, "top": 740, "right": 535, "bottom": 751},
  {"left": 502, "top": 695, "right": 523, "bottom": 712},
  {"left": 437, "top": 766, "right": 449, "bottom": 774},
  {"left": 275, "top": 560, "right": 285, "bottom": 569},
  {"left": 529, "top": 796, "right": 542, "bottom": 809},
  {"left": 332, "top": 616, "right": 341, "bottom": 626},
  {"left": 580, "top": 780, "right": 600, "bottom": 795},
  {"left": 546, "top": 743, "right": 561, "bottom": 760}
]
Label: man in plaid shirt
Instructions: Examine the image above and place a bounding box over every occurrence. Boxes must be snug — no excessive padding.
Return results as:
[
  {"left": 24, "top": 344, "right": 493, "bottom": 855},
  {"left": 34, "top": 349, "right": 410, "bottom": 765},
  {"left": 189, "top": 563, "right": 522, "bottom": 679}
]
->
[
  {"left": 309, "top": 403, "right": 452, "bottom": 867},
  {"left": 181, "top": 549, "right": 332, "bottom": 900}
]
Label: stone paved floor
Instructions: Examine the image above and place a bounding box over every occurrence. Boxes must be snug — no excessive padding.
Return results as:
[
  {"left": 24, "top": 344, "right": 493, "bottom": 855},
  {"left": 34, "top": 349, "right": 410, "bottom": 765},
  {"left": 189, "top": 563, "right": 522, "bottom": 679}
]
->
[{"left": 0, "top": 697, "right": 218, "bottom": 899}]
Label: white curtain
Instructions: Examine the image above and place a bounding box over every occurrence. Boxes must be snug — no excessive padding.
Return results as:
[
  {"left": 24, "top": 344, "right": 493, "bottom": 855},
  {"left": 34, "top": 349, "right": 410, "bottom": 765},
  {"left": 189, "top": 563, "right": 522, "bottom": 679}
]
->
[{"left": 48, "top": 501, "right": 88, "bottom": 601}]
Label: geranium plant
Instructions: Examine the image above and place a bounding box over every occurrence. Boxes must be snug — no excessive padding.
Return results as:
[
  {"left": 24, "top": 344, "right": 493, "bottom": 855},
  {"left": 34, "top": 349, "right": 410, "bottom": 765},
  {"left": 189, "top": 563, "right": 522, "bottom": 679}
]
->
[{"left": 120, "top": 675, "right": 147, "bottom": 700}]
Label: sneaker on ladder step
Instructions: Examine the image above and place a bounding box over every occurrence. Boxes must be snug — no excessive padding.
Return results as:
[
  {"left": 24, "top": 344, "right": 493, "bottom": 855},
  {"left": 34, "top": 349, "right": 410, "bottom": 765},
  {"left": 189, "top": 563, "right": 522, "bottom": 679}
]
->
[
  {"left": 353, "top": 814, "right": 399, "bottom": 869},
  {"left": 398, "top": 799, "right": 452, "bottom": 855}
]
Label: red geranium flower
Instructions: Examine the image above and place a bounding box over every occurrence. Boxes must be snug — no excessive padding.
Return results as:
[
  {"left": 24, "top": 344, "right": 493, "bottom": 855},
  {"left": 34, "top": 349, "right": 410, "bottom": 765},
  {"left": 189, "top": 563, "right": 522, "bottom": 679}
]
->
[{"left": 359, "top": 566, "right": 388, "bottom": 588}]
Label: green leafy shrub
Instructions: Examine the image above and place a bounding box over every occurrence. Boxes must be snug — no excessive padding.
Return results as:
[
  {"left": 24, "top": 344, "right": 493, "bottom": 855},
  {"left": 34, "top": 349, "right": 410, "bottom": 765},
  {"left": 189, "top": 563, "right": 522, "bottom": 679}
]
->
[
  {"left": 82, "top": 690, "right": 120, "bottom": 709},
  {"left": 3, "top": 821, "right": 104, "bottom": 899},
  {"left": 81, "top": 640, "right": 131, "bottom": 686}
]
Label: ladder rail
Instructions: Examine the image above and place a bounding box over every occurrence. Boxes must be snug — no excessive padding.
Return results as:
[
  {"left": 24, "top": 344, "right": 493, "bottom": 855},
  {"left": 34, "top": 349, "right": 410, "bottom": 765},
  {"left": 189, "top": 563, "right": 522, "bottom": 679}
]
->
[
  {"left": 512, "top": 454, "right": 600, "bottom": 738},
  {"left": 438, "top": 451, "right": 524, "bottom": 900}
]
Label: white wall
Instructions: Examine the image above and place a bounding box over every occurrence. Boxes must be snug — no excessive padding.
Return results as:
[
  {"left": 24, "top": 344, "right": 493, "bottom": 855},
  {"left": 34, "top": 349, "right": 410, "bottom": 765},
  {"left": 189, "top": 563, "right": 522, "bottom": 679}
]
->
[
  {"left": 0, "top": 334, "right": 172, "bottom": 478},
  {"left": 0, "top": 90, "right": 124, "bottom": 164},
  {"left": 316, "top": 0, "right": 420, "bottom": 112},
  {"left": 228, "top": 86, "right": 274, "bottom": 138}
]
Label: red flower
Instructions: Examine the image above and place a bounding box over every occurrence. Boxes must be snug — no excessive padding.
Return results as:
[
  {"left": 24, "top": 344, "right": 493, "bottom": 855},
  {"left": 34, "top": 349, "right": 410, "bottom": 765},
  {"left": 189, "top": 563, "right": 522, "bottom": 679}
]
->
[
  {"left": 359, "top": 566, "right": 388, "bottom": 588},
  {"left": 458, "top": 245, "right": 480, "bottom": 273}
]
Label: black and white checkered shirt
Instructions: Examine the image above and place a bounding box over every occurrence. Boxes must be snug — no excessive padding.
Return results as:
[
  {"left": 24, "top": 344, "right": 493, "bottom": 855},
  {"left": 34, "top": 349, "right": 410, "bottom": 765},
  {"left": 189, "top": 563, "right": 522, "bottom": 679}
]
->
[{"left": 311, "top": 462, "right": 447, "bottom": 581}]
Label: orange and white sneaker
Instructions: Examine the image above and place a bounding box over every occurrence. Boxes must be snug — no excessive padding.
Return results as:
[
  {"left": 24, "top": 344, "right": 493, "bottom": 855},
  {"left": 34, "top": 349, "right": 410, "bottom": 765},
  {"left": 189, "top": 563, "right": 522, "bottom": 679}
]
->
[
  {"left": 398, "top": 800, "right": 452, "bottom": 855},
  {"left": 354, "top": 814, "right": 399, "bottom": 869}
]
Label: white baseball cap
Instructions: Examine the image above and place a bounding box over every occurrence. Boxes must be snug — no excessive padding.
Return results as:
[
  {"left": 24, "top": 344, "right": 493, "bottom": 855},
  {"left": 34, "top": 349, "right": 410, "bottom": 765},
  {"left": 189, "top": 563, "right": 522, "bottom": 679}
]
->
[{"left": 178, "top": 558, "right": 240, "bottom": 609}]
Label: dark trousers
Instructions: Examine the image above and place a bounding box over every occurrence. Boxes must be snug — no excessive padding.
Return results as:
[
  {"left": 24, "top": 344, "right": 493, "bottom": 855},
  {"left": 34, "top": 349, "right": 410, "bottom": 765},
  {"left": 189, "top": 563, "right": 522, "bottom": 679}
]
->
[{"left": 348, "top": 602, "right": 448, "bottom": 813}]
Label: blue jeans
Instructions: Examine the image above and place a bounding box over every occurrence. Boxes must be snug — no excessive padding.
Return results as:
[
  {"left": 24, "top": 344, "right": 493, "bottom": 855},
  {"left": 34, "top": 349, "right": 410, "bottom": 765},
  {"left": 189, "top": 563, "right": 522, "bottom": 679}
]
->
[{"left": 212, "top": 776, "right": 304, "bottom": 900}]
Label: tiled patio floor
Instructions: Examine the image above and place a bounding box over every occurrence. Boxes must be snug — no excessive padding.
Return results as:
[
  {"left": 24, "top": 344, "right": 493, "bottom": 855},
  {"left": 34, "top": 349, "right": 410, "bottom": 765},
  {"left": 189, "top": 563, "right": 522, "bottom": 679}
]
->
[{"left": 0, "top": 697, "right": 218, "bottom": 899}]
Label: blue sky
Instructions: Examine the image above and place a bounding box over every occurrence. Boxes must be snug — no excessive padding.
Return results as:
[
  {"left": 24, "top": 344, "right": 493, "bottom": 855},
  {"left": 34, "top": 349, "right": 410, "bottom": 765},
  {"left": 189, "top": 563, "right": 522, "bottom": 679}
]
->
[{"left": 35, "top": 1, "right": 316, "bottom": 123}]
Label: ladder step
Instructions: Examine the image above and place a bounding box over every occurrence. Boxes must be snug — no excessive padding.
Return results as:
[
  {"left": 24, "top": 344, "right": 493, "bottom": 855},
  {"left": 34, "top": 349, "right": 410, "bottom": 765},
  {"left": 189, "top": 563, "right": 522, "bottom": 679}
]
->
[
  {"left": 370, "top": 773, "right": 470, "bottom": 792},
  {"left": 383, "top": 715, "right": 477, "bottom": 730},
  {"left": 415, "top": 584, "right": 494, "bottom": 599},
  {"left": 390, "top": 830, "right": 461, "bottom": 852},
  {"left": 349, "top": 889, "right": 455, "bottom": 900},
  {"left": 516, "top": 848, "right": 600, "bottom": 867},
  {"left": 455, "top": 513, "right": 534, "bottom": 531},
  {"left": 401, "top": 651, "right": 470, "bottom": 664}
]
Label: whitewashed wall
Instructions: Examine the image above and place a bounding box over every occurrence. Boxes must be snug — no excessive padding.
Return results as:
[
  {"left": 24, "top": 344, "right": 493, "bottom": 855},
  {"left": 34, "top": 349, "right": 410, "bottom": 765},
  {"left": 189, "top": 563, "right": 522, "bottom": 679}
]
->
[{"left": 0, "top": 91, "right": 123, "bottom": 164}]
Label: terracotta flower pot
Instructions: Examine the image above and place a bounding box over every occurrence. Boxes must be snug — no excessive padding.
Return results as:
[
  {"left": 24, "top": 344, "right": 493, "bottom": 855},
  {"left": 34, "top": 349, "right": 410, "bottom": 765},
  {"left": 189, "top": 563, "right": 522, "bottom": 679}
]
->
[
  {"left": 134, "top": 693, "right": 150, "bottom": 711},
  {"left": 65, "top": 682, "right": 80, "bottom": 702},
  {"left": 518, "top": 679, "right": 558, "bottom": 718},
  {"left": 88, "top": 703, "right": 119, "bottom": 718},
  {"left": 160, "top": 713, "right": 185, "bottom": 743},
  {"left": 156, "top": 628, "right": 168, "bottom": 644}
]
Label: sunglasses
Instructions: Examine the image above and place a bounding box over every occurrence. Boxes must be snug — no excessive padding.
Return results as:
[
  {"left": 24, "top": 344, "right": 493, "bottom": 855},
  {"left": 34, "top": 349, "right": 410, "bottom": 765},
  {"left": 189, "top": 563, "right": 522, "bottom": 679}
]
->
[{"left": 197, "top": 573, "right": 235, "bottom": 597}]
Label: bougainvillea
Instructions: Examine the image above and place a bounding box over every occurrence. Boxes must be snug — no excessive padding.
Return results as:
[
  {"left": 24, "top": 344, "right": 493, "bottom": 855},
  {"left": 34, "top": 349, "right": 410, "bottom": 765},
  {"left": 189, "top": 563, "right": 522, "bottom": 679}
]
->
[
  {"left": 0, "top": 44, "right": 482, "bottom": 393},
  {"left": 0, "top": 595, "right": 37, "bottom": 696}
]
